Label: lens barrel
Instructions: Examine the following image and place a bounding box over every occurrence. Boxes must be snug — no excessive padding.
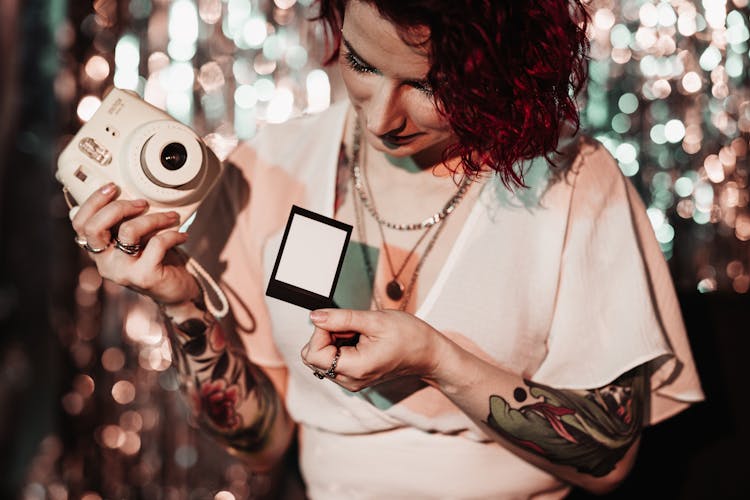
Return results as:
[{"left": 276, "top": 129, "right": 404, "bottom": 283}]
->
[{"left": 160, "top": 142, "right": 188, "bottom": 171}]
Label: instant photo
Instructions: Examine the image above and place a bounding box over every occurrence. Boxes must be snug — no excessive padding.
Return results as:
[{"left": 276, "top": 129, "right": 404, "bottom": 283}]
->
[{"left": 266, "top": 205, "right": 352, "bottom": 310}]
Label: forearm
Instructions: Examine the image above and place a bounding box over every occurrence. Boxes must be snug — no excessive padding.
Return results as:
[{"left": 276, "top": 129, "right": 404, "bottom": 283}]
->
[
  {"left": 160, "top": 293, "right": 294, "bottom": 471},
  {"left": 424, "top": 334, "right": 646, "bottom": 493}
]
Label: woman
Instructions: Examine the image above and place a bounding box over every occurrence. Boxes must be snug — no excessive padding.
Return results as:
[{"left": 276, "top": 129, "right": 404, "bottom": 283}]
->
[{"left": 70, "top": 0, "right": 703, "bottom": 497}]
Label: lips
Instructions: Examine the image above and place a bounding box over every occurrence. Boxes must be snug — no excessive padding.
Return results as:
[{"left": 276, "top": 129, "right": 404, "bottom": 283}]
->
[{"left": 380, "top": 131, "right": 423, "bottom": 147}]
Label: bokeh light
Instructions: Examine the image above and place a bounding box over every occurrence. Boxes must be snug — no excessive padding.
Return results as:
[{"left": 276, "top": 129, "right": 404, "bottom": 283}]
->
[{"left": 31, "top": 0, "right": 750, "bottom": 497}]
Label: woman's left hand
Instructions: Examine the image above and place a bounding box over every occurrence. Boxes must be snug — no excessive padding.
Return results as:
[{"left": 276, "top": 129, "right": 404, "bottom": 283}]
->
[{"left": 300, "top": 308, "right": 444, "bottom": 391}]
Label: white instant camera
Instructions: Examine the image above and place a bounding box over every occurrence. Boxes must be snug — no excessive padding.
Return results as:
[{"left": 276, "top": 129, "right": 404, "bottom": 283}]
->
[{"left": 56, "top": 87, "right": 223, "bottom": 226}]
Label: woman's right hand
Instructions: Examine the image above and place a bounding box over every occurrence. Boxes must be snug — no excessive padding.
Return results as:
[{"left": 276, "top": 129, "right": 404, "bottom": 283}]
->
[{"left": 70, "top": 182, "right": 199, "bottom": 306}]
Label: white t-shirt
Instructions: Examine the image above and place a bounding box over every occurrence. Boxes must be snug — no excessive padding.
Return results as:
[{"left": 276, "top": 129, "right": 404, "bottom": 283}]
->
[{"left": 187, "top": 101, "right": 703, "bottom": 499}]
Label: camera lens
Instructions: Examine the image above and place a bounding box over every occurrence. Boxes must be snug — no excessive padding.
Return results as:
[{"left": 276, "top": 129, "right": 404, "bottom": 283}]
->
[{"left": 160, "top": 143, "right": 188, "bottom": 171}]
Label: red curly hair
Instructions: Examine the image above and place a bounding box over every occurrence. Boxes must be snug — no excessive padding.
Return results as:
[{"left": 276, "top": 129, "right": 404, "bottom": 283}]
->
[{"left": 316, "top": 0, "right": 590, "bottom": 187}]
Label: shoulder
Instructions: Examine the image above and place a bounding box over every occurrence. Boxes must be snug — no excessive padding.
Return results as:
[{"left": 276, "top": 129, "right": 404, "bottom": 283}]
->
[
  {"left": 569, "top": 136, "right": 624, "bottom": 185},
  {"left": 548, "top": 134, "right": 630, "bottom": 211},
  {"left": 226, "top": 100, "right": 349, "bottom": 172},
  {"left": 249, "top": 100, "right": 348, "bottom": 157},
  {"left": 483, "top": 134, "right": 625, "bottom": 212}
]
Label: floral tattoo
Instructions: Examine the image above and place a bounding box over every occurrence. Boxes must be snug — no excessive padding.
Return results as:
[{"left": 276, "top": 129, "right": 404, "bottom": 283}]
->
[
  {"left": 163, "top": 294, "right": 280, "bottom": 453},
  {"left": 485, "top": 367, "right": 647, "bottom": 477}
]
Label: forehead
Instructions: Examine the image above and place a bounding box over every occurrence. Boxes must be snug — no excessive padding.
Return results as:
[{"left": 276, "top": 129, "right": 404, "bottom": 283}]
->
[{"left": 343, "top": 0, "right": 431, "bottom": 75}]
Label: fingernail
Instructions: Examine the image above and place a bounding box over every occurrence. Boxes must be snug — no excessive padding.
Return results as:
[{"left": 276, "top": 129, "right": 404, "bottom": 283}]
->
[
  {"left": 133, "top": 199, "right": 148, "bottom": 207},
  {"left": 100, "top": 183, "right": 116, "bottom": 195},
  {"left": 168, "top": 212, "right": 180, "bottom": 220},
  {"left": 310, "top": 310, "right": 328, "bottom": 323}
]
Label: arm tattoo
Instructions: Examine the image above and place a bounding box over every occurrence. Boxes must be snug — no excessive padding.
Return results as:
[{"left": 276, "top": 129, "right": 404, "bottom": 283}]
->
[
  {"left": 162, "top": 295, "right": 280, "bottom": 454},
  {"left": 485, "top": 366, "right": 647, "bottom": 477}
]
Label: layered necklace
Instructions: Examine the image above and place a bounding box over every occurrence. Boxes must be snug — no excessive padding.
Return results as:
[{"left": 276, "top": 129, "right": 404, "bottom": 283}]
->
[{"left": 349, "top": 122, "right": 473, "bottom": 310}]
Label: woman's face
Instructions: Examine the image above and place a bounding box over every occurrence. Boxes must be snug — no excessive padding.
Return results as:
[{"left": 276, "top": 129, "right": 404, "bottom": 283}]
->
[{"left": 339, "top": 0, "right": 456, "bottom": 163}]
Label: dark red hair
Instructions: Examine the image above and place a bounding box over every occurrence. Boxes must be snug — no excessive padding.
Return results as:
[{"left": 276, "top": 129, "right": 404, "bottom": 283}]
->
[{"left": 315, "top": 0, "right": 590, "bottom": 187}]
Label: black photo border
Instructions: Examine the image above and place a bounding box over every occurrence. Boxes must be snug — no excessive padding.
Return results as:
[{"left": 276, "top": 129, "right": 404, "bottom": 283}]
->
[{"left": 266, "top": 204, "right": 353, "bottom": 310}]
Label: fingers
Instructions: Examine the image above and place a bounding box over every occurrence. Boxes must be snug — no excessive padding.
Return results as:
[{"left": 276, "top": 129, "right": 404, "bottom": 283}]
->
[
  {"left": 137, "top": 230, "right": 189, "bottom": 269},
  {"left": 72, "top": 183, "right": 152, "bottom": 250},
  {"left": 71, "top": 183, "right": 119, "bottom": 242},
  {"left": 301, "top": 326, "right": 336, "bottom": 362},
  {"left": 70, "top": 180, "right": 186, "bottom": 258},
  {"left": 116, "top": 211, "right": 181, "bottom": 245},
  {"left": 85, "top": 199, "right": 149, "bottom": 247},
  {"left": 301, "top": 331, "right": 340, "bottom": 380},
  {"left": 307, "top": 325, "right": 335, "bottom": 352},
  {"left": 303, "top": 309, "right": 428, "bottom": 389},
  {"left": 306, "top": 308, "right": 377, "bottom": 377},
  {"left": 71, "top": 183, "right": 118, "bottom": 224}
]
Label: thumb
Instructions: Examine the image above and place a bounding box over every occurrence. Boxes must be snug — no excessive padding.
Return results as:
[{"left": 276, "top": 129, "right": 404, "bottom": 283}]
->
[{"left": 309, "top": 308, "right": 376, "bottom": 335}]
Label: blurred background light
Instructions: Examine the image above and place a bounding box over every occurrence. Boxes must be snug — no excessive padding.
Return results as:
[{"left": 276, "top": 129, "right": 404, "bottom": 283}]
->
[{"left": 13, "top": 0, "right": 750, "bottom": 498}]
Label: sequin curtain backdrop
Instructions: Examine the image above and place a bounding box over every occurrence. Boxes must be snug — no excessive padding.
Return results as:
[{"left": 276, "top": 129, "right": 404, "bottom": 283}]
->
[
  {"left": 8, "top": 0, "right": 750, "bottom": 499},
  {"left": 584, "top": 0, "right": 750, "bottom": 294},
  {"left": 22, "top": 1, "right": 324, "bottom": 499},
  {"left": 0, "top": 0, "right": 67, "bottom": 498}
]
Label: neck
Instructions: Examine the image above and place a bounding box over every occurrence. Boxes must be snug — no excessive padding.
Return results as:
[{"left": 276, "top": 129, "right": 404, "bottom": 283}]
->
[
  {"left": 384, "top": 154, "right": 423, "bottom": 174},
  {"left": 384, "top": 139, "right": 459, "bottom": 177}
]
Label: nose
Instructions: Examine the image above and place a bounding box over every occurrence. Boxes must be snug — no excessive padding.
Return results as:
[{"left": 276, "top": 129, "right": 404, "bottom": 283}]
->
[{"left": 364, "top": 80, "right": 406, "bottom": 137}]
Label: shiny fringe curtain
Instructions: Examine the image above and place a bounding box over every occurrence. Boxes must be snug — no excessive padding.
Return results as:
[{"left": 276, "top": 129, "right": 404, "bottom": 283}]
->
[{"left": 1, "top": 1, "right": 749, "bottom": 499}]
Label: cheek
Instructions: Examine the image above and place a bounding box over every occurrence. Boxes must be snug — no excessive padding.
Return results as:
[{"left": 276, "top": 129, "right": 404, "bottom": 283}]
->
[
  {"left": 409, "top": 100, "right": 452, "bottom": 133},
  {"left": 339, "top": 68, "right": 370, "bottom": 104}
]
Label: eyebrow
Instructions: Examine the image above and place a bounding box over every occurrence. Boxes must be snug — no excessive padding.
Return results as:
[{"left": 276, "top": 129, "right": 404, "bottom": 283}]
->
[{"left": 342, "top": 36, "right": 431, "bottom": 88}]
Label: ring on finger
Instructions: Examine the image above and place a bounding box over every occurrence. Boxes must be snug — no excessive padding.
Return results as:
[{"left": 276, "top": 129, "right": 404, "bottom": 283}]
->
[
  {"left": 113, "top": 236, "right": 142, "bottom": 256},
  {"left": 313, "top": 347, "right": 341, "bottom": 380},
  {"left": 75, "top": 235, "right": 109, "bottom": 254}
]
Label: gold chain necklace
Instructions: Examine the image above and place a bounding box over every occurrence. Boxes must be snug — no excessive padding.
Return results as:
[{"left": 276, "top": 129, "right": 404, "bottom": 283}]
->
[{"left": 349, "top": 122, "right": 471, "bottom": 309}]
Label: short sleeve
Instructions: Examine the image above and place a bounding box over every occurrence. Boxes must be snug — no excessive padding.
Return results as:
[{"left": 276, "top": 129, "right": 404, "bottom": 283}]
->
[{"left": 532, "top": 144, "right": 704, "bottom": 424}]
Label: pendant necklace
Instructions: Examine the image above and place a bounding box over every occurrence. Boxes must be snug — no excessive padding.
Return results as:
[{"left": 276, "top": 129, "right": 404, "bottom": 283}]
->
[
  {"left": 350, "top": 121, "right": 472, "bottom": 307},
  {"left": 362, "top": 162, "right": 433, "bottom": 300}
]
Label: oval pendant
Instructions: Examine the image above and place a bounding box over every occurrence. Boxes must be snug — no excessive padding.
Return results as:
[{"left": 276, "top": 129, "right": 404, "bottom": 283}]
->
[{"left": 386, "top": 280, "right": 404, "bottom": 301}]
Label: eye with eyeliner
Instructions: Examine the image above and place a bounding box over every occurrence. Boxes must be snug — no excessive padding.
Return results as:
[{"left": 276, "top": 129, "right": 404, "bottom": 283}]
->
[
  {"left": 408, "top": 79, "right": 434, "bottom": 96},
  {"left": 343, "top": 50, "right": 377, "bottom": 75},
  {"left": 343, "top": 49, "right": 434, "bottom": 97}
]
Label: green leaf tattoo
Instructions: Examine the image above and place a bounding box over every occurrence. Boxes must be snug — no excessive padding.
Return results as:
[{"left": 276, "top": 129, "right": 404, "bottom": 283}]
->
[{"left": 485, "top": 367, "right": 647, "bottom": 477}]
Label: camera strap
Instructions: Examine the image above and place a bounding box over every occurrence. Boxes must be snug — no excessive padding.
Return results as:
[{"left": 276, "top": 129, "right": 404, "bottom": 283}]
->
[{"left": 184, "top": 253, "right": 229, "bottom": 319}]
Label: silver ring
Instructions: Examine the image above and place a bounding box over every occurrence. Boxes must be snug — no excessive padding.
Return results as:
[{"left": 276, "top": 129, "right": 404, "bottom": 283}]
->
[
  {"left": 325, "top": 348, "right": 341, "bottom": 378},
  {"left": 84, "top": 243, "right": 108, "bottom": 253},
  {"left": 312, "top": 347, "right": 341, "bottom": 380},
  {"left": 114, "top": 236, "right": 142, "bottom": 256},
  {"left": 75, "top": 235, "right": 108, "bottom": 253}
]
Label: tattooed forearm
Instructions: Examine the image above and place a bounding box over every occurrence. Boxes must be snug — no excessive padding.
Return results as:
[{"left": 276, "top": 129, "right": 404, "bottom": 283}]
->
[
  {"left": 161, "top": 296, "right": 280, "bottom": 454},
  {"left": 484, "top": 366, "right": 647, "bottom": 477}
]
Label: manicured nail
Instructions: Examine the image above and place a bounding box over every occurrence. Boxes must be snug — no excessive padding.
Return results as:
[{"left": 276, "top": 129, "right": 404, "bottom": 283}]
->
[
  {"left": 100, "top": 183, "right": 116, "bottom": 195},
  {"left": 310, "top": 310, "right": 328, "bottom": 323}
]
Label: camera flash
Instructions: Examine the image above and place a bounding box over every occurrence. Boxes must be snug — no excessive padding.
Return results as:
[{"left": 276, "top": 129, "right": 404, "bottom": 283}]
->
[{"left": 78, "top": 137, "right": 112, "bottom": 166}]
